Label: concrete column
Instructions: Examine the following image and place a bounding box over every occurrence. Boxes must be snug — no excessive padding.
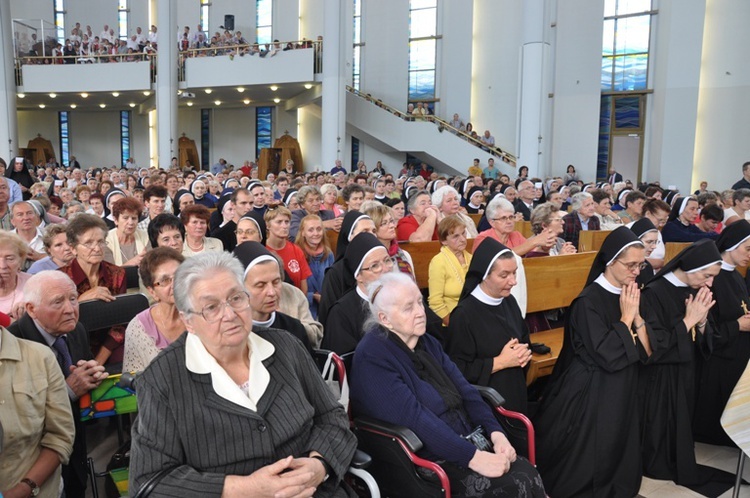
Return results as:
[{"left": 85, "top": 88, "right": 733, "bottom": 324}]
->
[
  {"left": 517, "top": 0, "right": 552, "bottom": 178},
  {"left": 0, "top": 0, "right": 18, "bottom": 160},
  {"left": 321, "top": 0, "right": 345, "bottom": 171},
  {"left": 156, "top": 0, "right": 178, "bottom": 169}
]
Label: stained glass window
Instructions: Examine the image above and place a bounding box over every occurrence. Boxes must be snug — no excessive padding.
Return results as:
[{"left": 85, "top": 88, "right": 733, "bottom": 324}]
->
[
  {"left": 201, "top": 109, "right": 210, "bottom": 168},
  {"left": 408, "top": 0, "right": 437, "bottom": 101},
  {"left": 58, "top": 111, "right": 70, "bottom": 166},
  {"left": 256, "top": 107, "right": 273, "bottom": 158},
  {"left": 601, "top": 0, "right": 652, "bottom": 91},
  {"left": 257, "top": 0, "right": 273, "bottom": 45},
  {"left": 54, "top": 0, "right": 65, "bottom": 44},
  {"left": 120, "top": 111, "right": 130, "bottom": 167},
  {"left": 118, "top": 0, "right": 128, "bottom": 41},
  {"left": 353, "top": 0, "right": 362, "bottom": 90}
]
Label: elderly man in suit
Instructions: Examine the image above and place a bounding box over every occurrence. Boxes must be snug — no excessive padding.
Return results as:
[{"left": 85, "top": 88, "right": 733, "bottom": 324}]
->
[
  {"left": 561, "top": 191, "right": 601, "bottom": 249},
  {"left": 9, "top": 270, "right": 107, "bottom": 498}
]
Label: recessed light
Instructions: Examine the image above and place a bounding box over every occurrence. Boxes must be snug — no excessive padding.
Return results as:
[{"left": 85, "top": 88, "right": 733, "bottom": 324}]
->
[
  {"left": 243, "top": 99, "right": 251, "bottom": 105},
  {"left": 304, "top": 84, "right": 313, "bottom": 89},
  {"left": 112, "top": 92, "right": 120, "bottom": 97},
  {"left": 214, "top": 100, "right": 221, "bottom": 105},
  {"left": 17, "top": 93, "right": 25, "bottom": 98},
  {"left": 270, "top": 85, "right": 278, "bottom": 91},
  {"left": 205, "top": 89, "right": 213, "bottom": 94},
  {"left": 99, "top": 103, "right": 106, "bottom": 108},
  {"left": 273, "top": 98, "right": 280, "bottom": 103},
  {"left": 129, "top": 103, "right": 136, "bottom": 108},
  {"left": 143, "top": 91, "right": 151, "bottom": 96},
  {"left": 237, "top": 87, "right": 245, "bottom": 93},
  {"left": 49, "top": 93, "right": 57, "bottom": 98},
  {"left": 39, "top": 104, "right": 46, "bottom": 109},
  {"left": 81, "top": 93, "right": 88, "bottom": 98},
  {"left": 70, "top": 104, "right": 77, "bottom": 109},
  {"left": 186, "top": 101, "right": 193, "bottom": 107}
]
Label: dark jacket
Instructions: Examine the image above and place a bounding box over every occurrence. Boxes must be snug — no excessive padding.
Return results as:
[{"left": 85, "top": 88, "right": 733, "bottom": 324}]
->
[{"left": 561, "top": 210, "right": 601, "bottom": 249}]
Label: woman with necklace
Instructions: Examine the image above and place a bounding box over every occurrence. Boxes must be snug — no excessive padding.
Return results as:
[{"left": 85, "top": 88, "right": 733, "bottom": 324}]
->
[
  {"left": 123, "top": 248, "right": 185, "bottom": 372},
  {"left": 0, "top": 231, "right": 32, "bottom": 321},
  {"left": 105, "top": 196, "right": 150, "bottom": 267},
  {"left": 295, "top": 214, "right": 334, "bottom": 319},
  {"left": 180, "top": 204, "right": 223, "bottom": 257}
]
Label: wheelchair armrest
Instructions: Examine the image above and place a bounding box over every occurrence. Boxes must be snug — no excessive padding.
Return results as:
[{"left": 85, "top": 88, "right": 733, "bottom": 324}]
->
[
  {"left": 119, "top": 371, "right": 138, "bottom": 390},
  {"left": 472, "top": 384, "right": 506, "bottom": 407},
  {"left": 350, "top": 449, "right": 372, "bottom": 469},
  {"left": 354, "top": 416, "right": 424, "bottom": 453}
]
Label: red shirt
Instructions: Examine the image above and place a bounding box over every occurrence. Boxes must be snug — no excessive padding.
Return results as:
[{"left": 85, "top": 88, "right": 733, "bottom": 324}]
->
[
  {"left": 267, "top": 241, "right": 312, "bottom": 289},
  {"left": 396, "top": 215, "right": 439, "bottom": 242}
]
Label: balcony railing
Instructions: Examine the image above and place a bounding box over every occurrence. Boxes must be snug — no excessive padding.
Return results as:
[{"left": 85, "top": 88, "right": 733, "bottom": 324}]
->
[
  {"left": 15, "top": 53, "right": 157, "bottom": 87},
  {"left": 346, "top": 86, "right": 517, "bottom": 166}
]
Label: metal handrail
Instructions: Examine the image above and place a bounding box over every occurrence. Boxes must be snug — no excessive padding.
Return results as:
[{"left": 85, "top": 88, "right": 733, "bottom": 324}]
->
[{"left": 346, "top": 85, "right": 517, "bottom": 166}]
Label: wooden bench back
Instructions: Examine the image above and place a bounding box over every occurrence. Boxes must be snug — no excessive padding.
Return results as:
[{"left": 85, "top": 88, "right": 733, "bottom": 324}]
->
[
  {"left": 468, "top": 213, "right": 482, "bottom": 228},
  {"left": 525, "top": 251, "right": 597, "bottom": 313},
  {"left": 515, "top": 221, "right": 533, "bottom": 238},
  {"left": 326, "top": 229, "right": 339, "bottom": 251},
  {"left": 578, "top": 230, "right": 612, "bottom": 253},
  {"left": 663, "top": 242, "right": 691, "bottom": 264},
  {"left": 403, "top": 240, "right": 474, "bottom": 290}
]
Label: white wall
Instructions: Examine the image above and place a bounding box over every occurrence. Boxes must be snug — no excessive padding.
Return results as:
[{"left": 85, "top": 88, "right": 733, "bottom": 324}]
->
[
  {"left": 298, "top": 105, "right": 322, "bottom": 170},
  {"left": 18, "top": 110, "right": 58, "bottom": 160},
  {"left": 548, "top": 0, "right": 603, "bottom": 182},
  {"left": 299, "top": 0, "right": 324, "bottom": 40},
  {"left": 68, "top": 111, "right": 121, "bottom": 168},
  {"left": 436, "top": 0, "right": 472, "bottom": 122},
  {"left": 211, "top": 107, "right": 257, "bottom": 166}
]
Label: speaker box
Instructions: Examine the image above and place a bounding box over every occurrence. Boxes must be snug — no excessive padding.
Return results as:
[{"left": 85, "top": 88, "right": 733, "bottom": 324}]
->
[{"left": 224, "top": 14, "right": 235, "bottom": 31}]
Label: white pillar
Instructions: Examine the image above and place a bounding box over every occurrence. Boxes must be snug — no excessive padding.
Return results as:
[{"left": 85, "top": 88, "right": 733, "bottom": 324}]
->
[
  {"left": 321, "top": 0, "right": 345, "bottom": 172},
  {"left": 0, "top": 1, "right": 18, "bottom": 160},
  {"left": 517, "top": 0, "right": 552, "bottom": 178},
  {"left": 156, "top": 0, "right": 178, "bottom": 169}
]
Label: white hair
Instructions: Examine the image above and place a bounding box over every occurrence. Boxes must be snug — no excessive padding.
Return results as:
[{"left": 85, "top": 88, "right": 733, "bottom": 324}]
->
[
  {"left": 570, "top": 192, "right": 593, "bottom": 211},
  {"left": 24, "top": 270, "right": 77, "bottom": 306},
  {"left": 431, "top": 185, "right": 460, "bottom": 210},
  {"left": 363, "top": 272, "right": 419, "bottom": 333},
  {"left": 485, "top": 196, "right": 515, "bottom": 220}
]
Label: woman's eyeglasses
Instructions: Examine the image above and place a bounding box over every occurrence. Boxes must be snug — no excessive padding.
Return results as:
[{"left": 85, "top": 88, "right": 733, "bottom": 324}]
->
[
  {"left": 360, "top": 257, "right": 395, "bottom": 273},
  {"left": 189, "top": 291, "right": 251, "bottom": 323}
]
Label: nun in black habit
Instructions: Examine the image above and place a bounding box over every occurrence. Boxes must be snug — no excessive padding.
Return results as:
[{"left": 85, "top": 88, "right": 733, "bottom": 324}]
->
[
  {"left": 693, "top": 220, "right": 750, "bottom": 446},
  {"left": 638, "top": 238, "right": 733, "bottom": 494},
  {"left": 317, "top": 211, "right": 375, "bottom": 327},
  {"left": 445, "top": 238, "right": 532, "bottom": 415},
  {"left": 233, "top": 241, "right": 312, "bottom": 354},
  {"left": 533, "top": 227, "right": 651, "bottom": 498},
  {"left": 321, "top": 233, "right": 390, "bottom": 355},
  {"left": 630, "top": 217, "right": 659, "bottom": 288}
]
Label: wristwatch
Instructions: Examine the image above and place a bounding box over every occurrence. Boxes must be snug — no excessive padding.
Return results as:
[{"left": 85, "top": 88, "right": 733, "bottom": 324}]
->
[
  {"left": 311, "top": 455, "right": 332, "bottom": 482},
  {"left": 21, "top": 478, "right": 40, "bottom": 497}
]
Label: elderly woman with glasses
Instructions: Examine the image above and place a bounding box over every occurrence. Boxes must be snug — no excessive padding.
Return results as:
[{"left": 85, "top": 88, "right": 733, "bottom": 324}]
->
[
  {"left": 431, "top": 185, "right": 479, "bottom": 238},
  {"left": 123, "top": 248, "right": 185, "bottom": 373},
  {"left": 60, "top": 214, "right": 127, "bottom": 365},
  {"left": 350, "top": 272, "right": 545, "bottom": 498},
  {"left": 534, "top": 228, "right": 652, "bottom": 497},
  {"left": 526, "top": 203, "right": 577, "bottom": 257},
  {"left": 474, "top": 197, "right": 557, "bottom": 258},
  {"left": 129, "top": 252, "right": 357, "bottom": 497},
  {"left": 289, "top": 185, "right": 343, "bottom": 240},
  {"left": 321, "top": 233, "right": 394, "bottom": 355}
]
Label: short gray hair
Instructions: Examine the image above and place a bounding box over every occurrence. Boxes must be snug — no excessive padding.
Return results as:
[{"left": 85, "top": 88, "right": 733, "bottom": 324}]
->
[
  {"left": 296, "top": 185, "right": 322, "bottom": 205},
  {"left": 407, "top": 190, "right": 430, "bottom": 211},
  {"left": 24, "top": 270, "right": 77, "bottom": 306},
  {"left": 485, "top": 196, "right": 515, "bottom": 220},
  {"left": 173, "top": 251, "right": 244, "bottom": 314},
  {"left": 364, "top": 272, "right": 419, "bottom": 333},
  {"left": 431, "top": 185, "right": 460, "bottom": 210},
  {"left": 570, "top": 192, "right": 593, "bottom": 211},
  {"left": 530, "top": 202, "right": 559, "bottom": 235},
  {"left": 320, "top": 183, "right": 338, "bottom": 197}
]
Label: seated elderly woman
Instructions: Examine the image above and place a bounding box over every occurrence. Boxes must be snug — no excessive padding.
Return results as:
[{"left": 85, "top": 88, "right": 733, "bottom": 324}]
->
[
  {"left": 350, "top": 272, "right": 545, "bottom": 498},
  {"left": 129, "top": 252, "right": 357, "bottom": 497},
  {"left": 60, "top": 214, "right": 127, "bottom": 365},
  {"left": 105, "top": 196, "right": 151, "bottom": 267},
  {"left": 447, "top": 238, "right": 532, "bottom": 415},
  {"left": 123, "top": 247, "right": 186, "bottom": 372},
  {"left": 474, "top": 196, "right": 557, "bottom": 257},
  {"left": 561, "top": 191, "right": 600, "bottom": 249},
  {"left": 180, "top": 204, "right": 224, "bottom": 256},
  {"left": 362, "top": 201, "right": 415, "bottom": 276},
  {"left": 661, "top": 196, "right": 719, "bottom": 243},
  {"left": 431, "top": 185, "right": 479, "bottom": 238},
  {"left": 289, "top": 185, "right": 342, "bottom": 240},
  {"left": 526, "top": 202, "right": 577, "bottom": 257},
  {"left": 428, "top": 215, "right": 472, "bottom": 324},
  {"left": 28, "top": 223, "right": 75, "bottom": 274},
  {"left": 396, "top": 190, "right": 440, "bottom": 242},
  {"left": 321, "top": 233, "right": 393, "bottom": 354},
  {"left": 0, "top": 231, "right": 33, "bottom": 320},
  {"left": 147, "top": 213, "right": 185, "bottom": 252}
]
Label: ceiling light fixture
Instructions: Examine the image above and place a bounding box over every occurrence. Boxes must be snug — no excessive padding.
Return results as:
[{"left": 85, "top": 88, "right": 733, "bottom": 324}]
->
[
  {"left": 243, "top": 99, "right": 251, "bottom": 105},
  {"left": 237, "top": 87, "right": 245, "bottom": 93},
  {"left": 186, "top": 101, "right": 194, "bottom": 107},
  {"left": 214, "top": 100, "right": 221, "bottom": 106},
  {"left": 270, "top": 85, "right": 278, "bottom": 91},
  {"left": 112, "top": 92, "right": 120, "bottom": 97},
  {"left": 273, "top": 98, "right": 281, "bottom": 104},
  {"left": 49, "top": 93, "right": 57, "bottom": 98},
  {"left": 17, "top": 93, "right": 25, "bottom": 99},
  {"left": 205, "top": 89, "right": 213, "bottom": 94},
  {"left": 304, "top": 83, "right": 313, "bottom": 89},
  {"left": 81, "top": 93, "right": 89, "bottom": 98},
  {"left": 143, "top": 91, "right": 151, "bottom": 96},
  {"left": 129, "top": 103, "right": 136, "bottom": 108},
  {"left": 38, "top": 104, "right": 46, "bottom": 109},
  {"left": 70, "top": 104, "right": 77, "bottom": 109},
  {"left": 99, "top": 103, "right": 106, "bottom": 108}
]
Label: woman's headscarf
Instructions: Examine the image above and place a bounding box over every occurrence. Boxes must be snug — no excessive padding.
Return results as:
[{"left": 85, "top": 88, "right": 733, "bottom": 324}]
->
[
  {"left": 630, "top": 218, "right": 657, "bottom": 239},
  {"left": 716, "top": 219, "right": 750, "bottom": 253},
  {"left": 190, "top": 179, "right": 207, "bottom": 200},
  {"left": 466, "top": 186, "right": 484, "bottom": 206},
  {"left": 172, "top": 189, "right": 193, "bottom": 216},
  {"left": 233, "top": 241, "right": 278, "bottom": 278},
  {"left": 343, "top": 232, "right": 385, "bottom": 279},
  {"left": 654, "top": 238, "right": 722, "bottom": 279},
  {"left": 7, "top": 157, "right": 35, "bottom": 190},
  {"left": 283, "top": 189, "right": 298, "bottom": 207},
  {"left": 239, "top": 211, "right": 267, "bottom": 246},
  {"left": 585, "top": 226, "right": 643, "bottom": 286},
  {"left": 336, "top": 210, "right": 372, "bottom": 261},
  {"left": 667, "top": 196, "right": 694, "bottom": 222},
  {"left": 459, "top": 238, "right": 512, "bottom": 301}
]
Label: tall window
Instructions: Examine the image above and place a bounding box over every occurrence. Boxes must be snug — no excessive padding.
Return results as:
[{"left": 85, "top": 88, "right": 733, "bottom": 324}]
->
[
  {"left": 58, "top": 111, "right": 70, "bottom": 166},
  {"left": 597, "top": 0, "right": 653, "bottom": 179},
  {"left": 351, "top": 137, "right": 360, "bottom": 169},
  {"left": 256, "top": 0, "right": 272, "bottom": 44},
  {"left": 118, "top": 0, "right": 128, "bottom": 40},
  {"left": 408, "top": 0, "right": 438, "bottom": 103},
  {"left": 54, "top": 0, "right": 65, "bottom": 44},
  {"left": 256, "top": 107, "right": 273, "bottom": 158},
  {"left": 352, "top": 0, "right": 363, "bottom": 90},
  {"left": 201, "top": 109, "right": 210, "bottom": 169},
  {"left": 200, "top": 0, "right": 210, "bottom": 33},
  {"left": 120, "top": 111, "right": 131, "bottom": 167}
]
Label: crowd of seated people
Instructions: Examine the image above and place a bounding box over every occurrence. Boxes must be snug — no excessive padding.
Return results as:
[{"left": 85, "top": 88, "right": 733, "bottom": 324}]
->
[{"left": 3, "top": 151, "right": 750, "bottom": 497}]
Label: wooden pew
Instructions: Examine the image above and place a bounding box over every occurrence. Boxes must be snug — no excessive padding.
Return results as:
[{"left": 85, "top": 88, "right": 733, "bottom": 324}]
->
[
  {"left": 402, "top": 239, "right": 475, "bottom": 290},
  {"left": 326, "top": 229, "right": 339, "bottom": 251},
  {"left": 515, "top": 221, "right": 533, "bottom": 238},
  {"left": 578, "top": 230, "right": 612, "bottom": 253},
  {"left": 468, "top": 213, "right": 482, "bottom": 228},
  {"left": 524, "top": 251, "right": 597, "bottom": 385},
  {"left": 664, "top": 242, "right": 691, "bottom": 264}
]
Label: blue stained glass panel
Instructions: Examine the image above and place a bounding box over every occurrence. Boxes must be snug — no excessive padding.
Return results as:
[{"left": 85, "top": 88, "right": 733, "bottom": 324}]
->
[
  {"left": 353, "top": 17, "right": 361, "bottom": 44},
  {"left": 201, "top": 109, "right": 210, "bottom": 169},
  {"left": 257, "top": 0, "right": 272, "bottom": 44},
  {"left": 256, "top": 106, "right": 273, "bottom": 158},
  {"left": 59, "top": 111, "right": 70, "bottom": 166},
  {"left": 601, "top": 57, "right": 613, "bottom": 91},
  {"left": 602, "top": 19, "right": 615, "bottom": 56},
  {"left": 615, "top": 96, "right": 640, "bottom": 128},
  {"left": 597, "top": 96, "right": 612, "bottom": 179},
  {"left": 615, "top": 15, "right": 650, "bottom": 55},
  {"left": 613, "top": 54, "right": 648, "bottom": 91},
  {"left": 120, "top": 111, "right": 130, "bottom": 168},
  {"left": 408, "top": 39, "right": 436, "bottom": 71},
  {"left": 353, "top": 0, "right": 361, "bottom": 16},
  {"left": 409, "top": 70, "right": 435, "bottom": 100}
]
